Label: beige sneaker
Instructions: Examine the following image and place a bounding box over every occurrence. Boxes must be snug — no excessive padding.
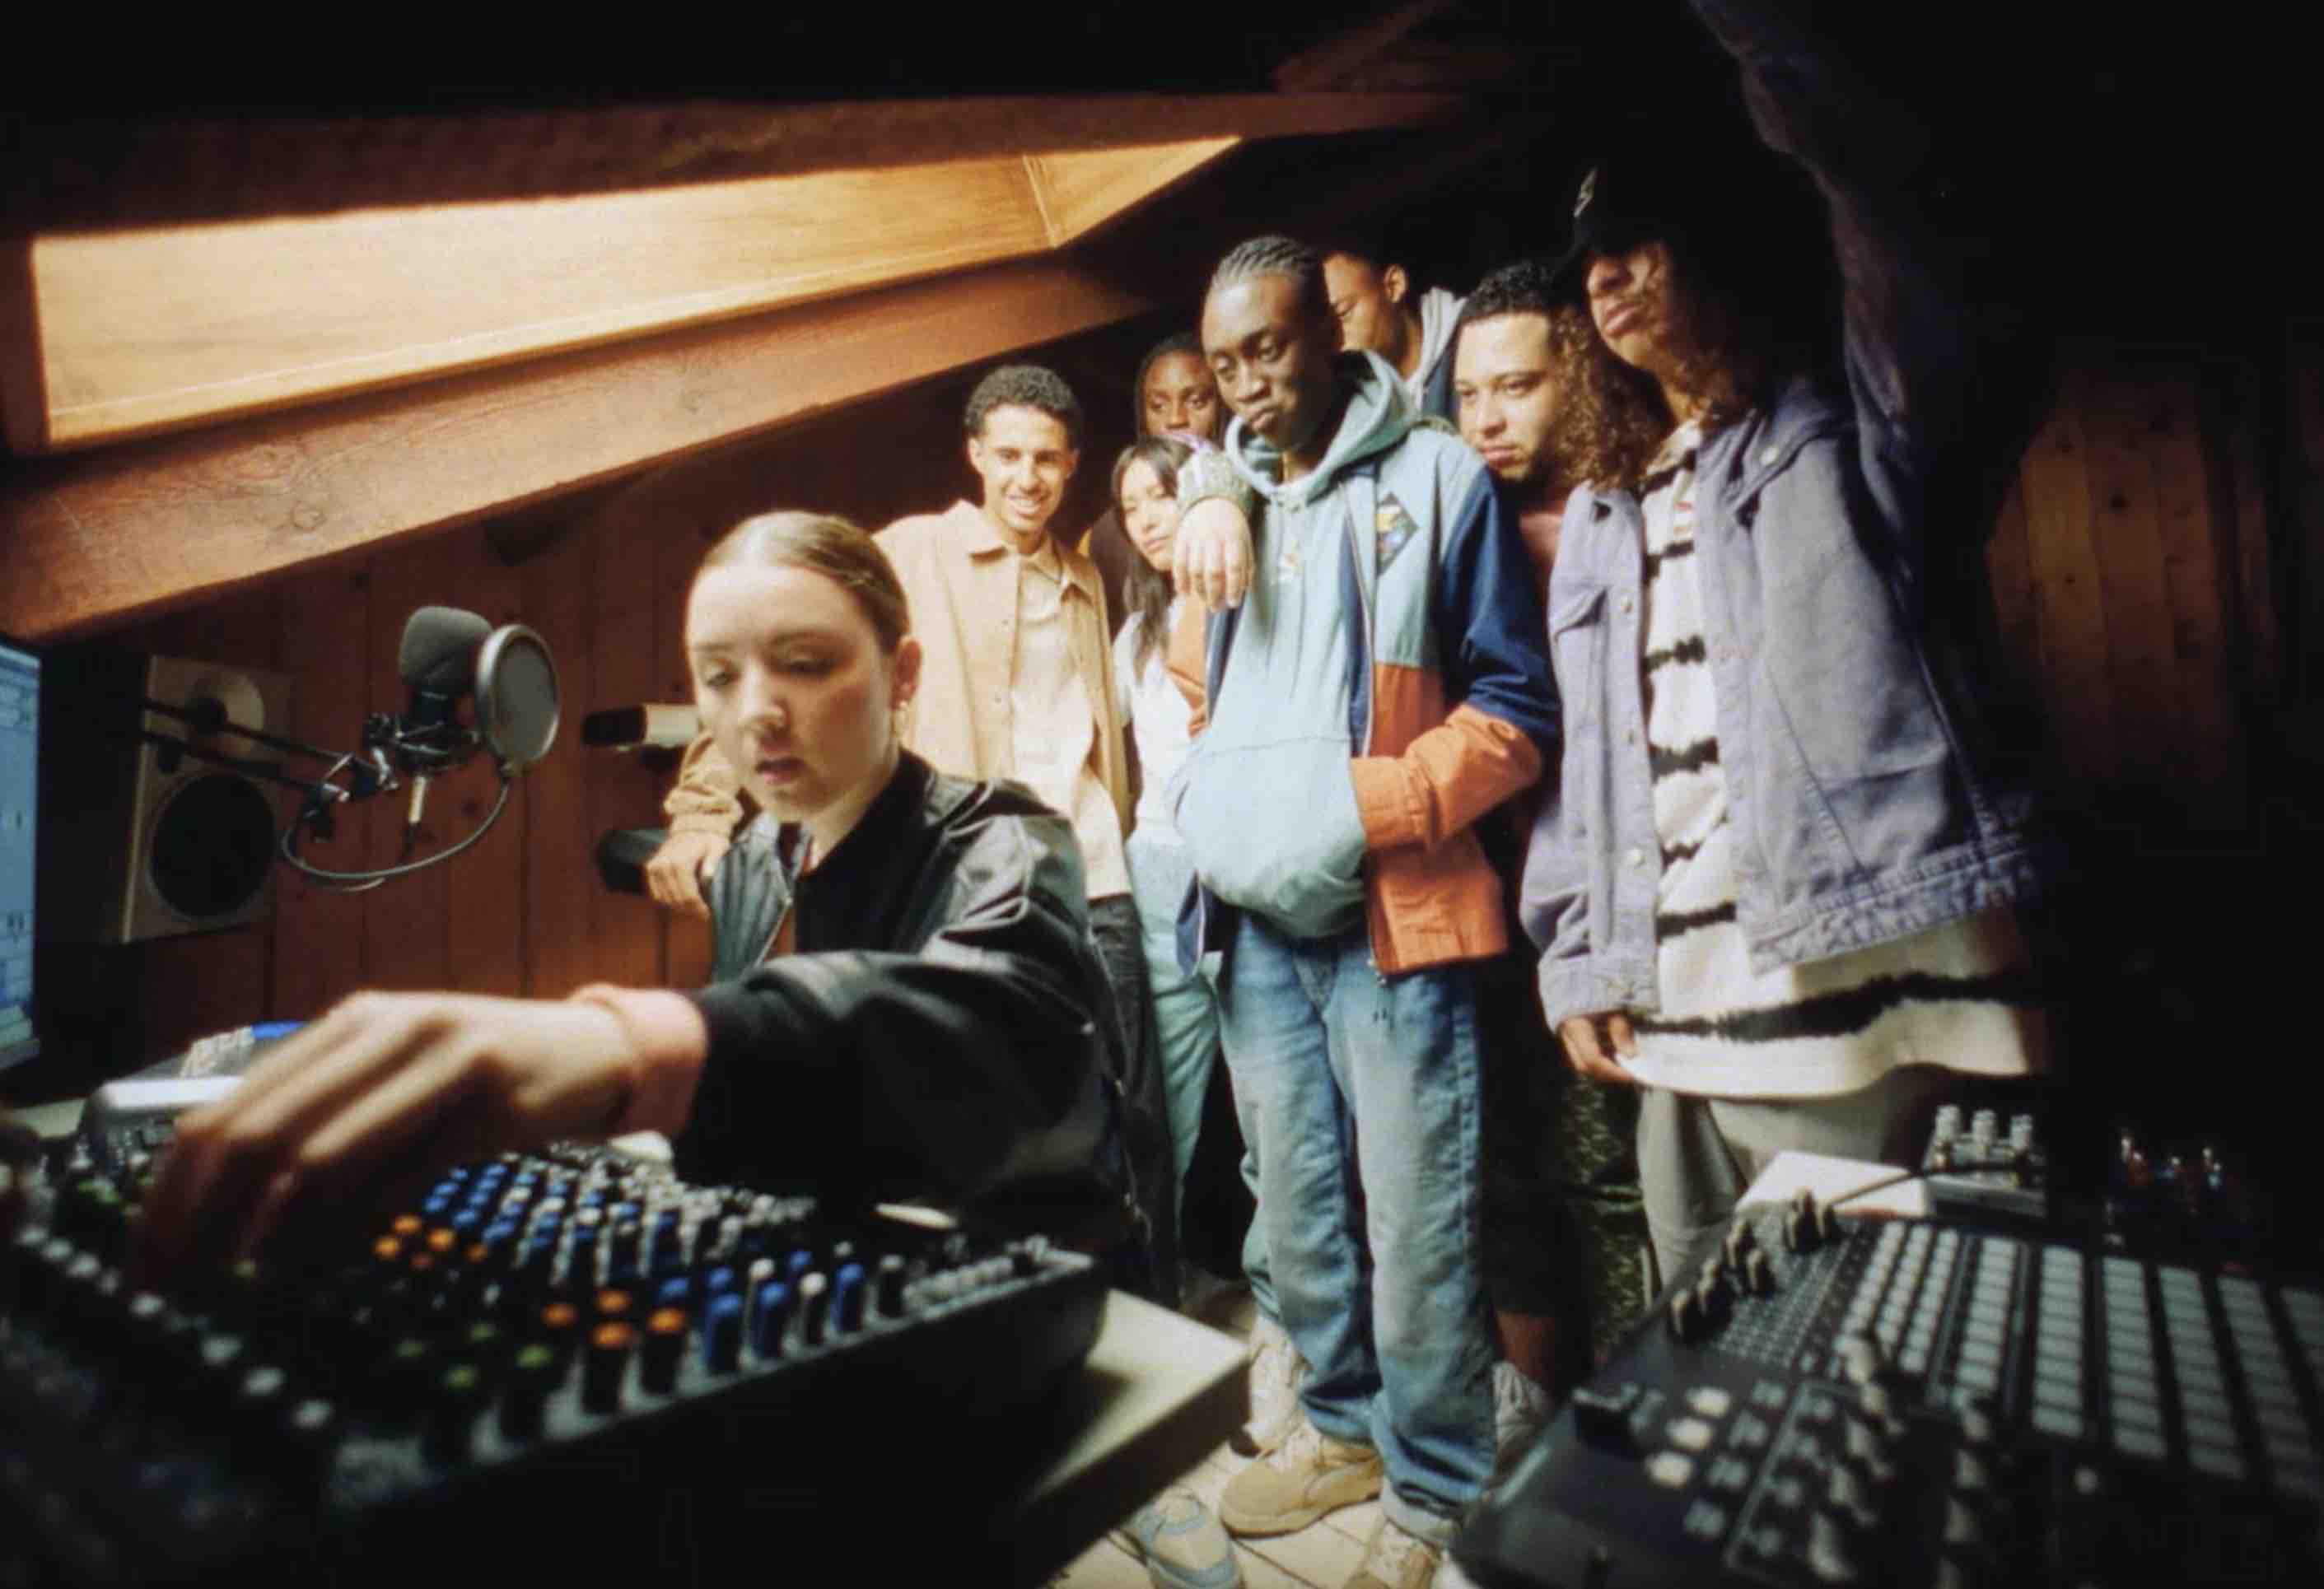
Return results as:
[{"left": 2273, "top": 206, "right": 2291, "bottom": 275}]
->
[
  {"left": 1218, "top": 1418, "right": 1383, "bottom": 1537},
  {"left": 1343, "top": 1516, "right": 1441, "bottom": 1589},
  {"left": 1231, "top": 1315, "right": 1305, "bottom": 1457}
]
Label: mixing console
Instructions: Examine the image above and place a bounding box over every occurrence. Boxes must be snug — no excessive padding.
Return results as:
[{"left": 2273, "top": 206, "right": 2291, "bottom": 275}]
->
[
  {"left": 1456, "top": 1192, "right": 2322, "bottom": 1587},
  {"left": 2, "top": 1133, "right": 1104, "bottom": 1585}
]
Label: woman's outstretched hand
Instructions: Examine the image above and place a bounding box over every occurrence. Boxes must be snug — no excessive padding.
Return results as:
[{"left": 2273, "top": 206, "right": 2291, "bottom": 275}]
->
[{"left": 133, "top": 992, "right": 644, "bottom": 1280}]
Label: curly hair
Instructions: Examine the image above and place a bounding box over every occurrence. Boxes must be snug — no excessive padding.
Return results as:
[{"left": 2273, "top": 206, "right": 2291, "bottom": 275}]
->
[
  {"left": 1208, "top": 235, "right": 1331, "bottom": 325},
  {"left": 963, "top": 363, "right": 1083, "bottom": 448},
  {"left": 1458, "top": 260, "right": 1670, "bottom": 494}
]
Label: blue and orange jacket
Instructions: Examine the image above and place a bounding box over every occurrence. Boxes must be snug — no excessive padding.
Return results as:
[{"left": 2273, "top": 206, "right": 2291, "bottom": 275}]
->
[{"left": 1167, "top": 352, "right": 1557, "bottom": 976}]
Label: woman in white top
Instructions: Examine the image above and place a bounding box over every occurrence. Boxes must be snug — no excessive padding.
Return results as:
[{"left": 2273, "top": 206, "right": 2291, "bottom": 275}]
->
[{"left": 1109, "top": 436, "right": 1215, "bottom": 1237}]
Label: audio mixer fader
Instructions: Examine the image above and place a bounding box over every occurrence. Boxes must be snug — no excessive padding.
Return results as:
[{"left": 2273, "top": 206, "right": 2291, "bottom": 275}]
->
[
  {"left": 2, "top": 1135, "right": 1105, "bottom": 1585},
  {"left": 1458, "top": 1191, "right": 2323, "bottom": 1587}
]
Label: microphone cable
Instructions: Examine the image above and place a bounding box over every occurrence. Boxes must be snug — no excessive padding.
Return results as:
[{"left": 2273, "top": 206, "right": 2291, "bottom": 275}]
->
[{"left": 276, "top": 767, "right": 513, "bottom": 892}]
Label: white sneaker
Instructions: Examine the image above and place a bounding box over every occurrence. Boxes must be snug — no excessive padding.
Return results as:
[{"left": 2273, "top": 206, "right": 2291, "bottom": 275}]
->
[
  {"left": 1232, "top": 1314, "right": 1305, "bottom": 1457},
  {"left": 1344, "top": 1516, "right": 1441, "bottom": 1589},
  {"left": 1113, "top": 1487, "right": 1244, "bottom": 1589},
  {"left": 1490, "top": 1360, "right": 1550, "bottom": 1486}
]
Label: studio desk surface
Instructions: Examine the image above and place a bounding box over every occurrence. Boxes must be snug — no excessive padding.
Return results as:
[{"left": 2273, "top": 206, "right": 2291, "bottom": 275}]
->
[{"left": 3, "top": 1098, "right": 1248, "bottom": 1586}]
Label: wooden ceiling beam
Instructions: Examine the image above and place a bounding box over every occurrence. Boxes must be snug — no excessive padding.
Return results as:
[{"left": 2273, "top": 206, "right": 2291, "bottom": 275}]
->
[
  {"left": 0, "top": 254, "right": 1160, "bottom": 643},
  {"left": 7, "top": 137, "right": 1242, "bottom": 456},
  {"left": 0, "top": 108, "right": 1517, "bottom": 645},
  {"left": 9, "top": 92, "right": 1467, "bottom": 234}
]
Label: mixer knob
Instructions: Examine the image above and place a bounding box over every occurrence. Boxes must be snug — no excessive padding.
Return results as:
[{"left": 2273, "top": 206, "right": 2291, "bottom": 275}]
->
[
  {"left": 799, "top": 1272, "right": 831, "bottom": 1347},
  {"left": 427, "top": 1363, "right": 489, "bottom": 1462},
  {"left": 583, "top": 1321, "right": 634, "bottom": 1411},
  {"left": 1934, "top": 1104, "right": 1962, "bottom": 1143},
  {"left": 235, "top": 1363, "right": 292, "bottom": 1435},
  {"left": 1971, "top": 1109, "right": 1998, "bottom": 1146},
  {"left": 701, "top": 1293, "right": 744, "bottom": 1372},
  {"left": 1668, "top": 1286, "right": 1706, "bottom": 1344},
  {"left": 1958, "top": 1397, "right": 1999, "bottom": 1449},
  {"left": 1723, "top": 1221, "right": 1758, "bottom": 1269},
  {"left": 1825, "top": 1463, "right": 1877, "bottom": 1527},
  {"left": 643, "top": 1307, "right": 687, "bottom": 1391},
  {"left": 1837, "top": 1333, "right": 1886, "bottom": 1386},
  {"left": 502, "top": 1343, "right": 561, "bottom": 1438},
  {"left": 1843, "top": 1416, "right": 1897, "bottom": 1483},
  {"left": 1856, "top": 1382, "right": 1902, "bottom": 1435},
  {"left": 834, "top": 1261, "right": 868, "bottom": 1333},
  {"left": 1940, "top": 1497, "right": 1988, "bottom": 1550},
  {"left": 1813, "top": 1199, "right": 1841, "bottom": 1243},
  {"left": 1784, "top": 1206, "right": 1809, "bottom": 1252},
  {"left": 1743, "top": 1248, "right": 1775, "bottom": 1295},
  {"left": 1806, "top": 1510, "right": 1862, "bottom": 1583},
  {"left": 284, "top": 1396, "right": 343, "bottom": 1464},
  {"left": 749, "top": 1279, "right": 794, "bottom": 1359},
  {"left": 876, "top": 1253, "right": 909, "bottom": 1316}
]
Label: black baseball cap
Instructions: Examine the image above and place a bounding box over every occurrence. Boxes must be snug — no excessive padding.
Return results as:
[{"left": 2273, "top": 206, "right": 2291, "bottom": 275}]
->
[{"left": 1546, "top": 136, "right": 1765, "bottom": 300}]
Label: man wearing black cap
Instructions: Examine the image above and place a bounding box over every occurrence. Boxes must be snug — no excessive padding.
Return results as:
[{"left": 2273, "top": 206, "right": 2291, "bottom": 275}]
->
[{"left": 1518, "top": 0, "right": 2055, "bottom": 1295}]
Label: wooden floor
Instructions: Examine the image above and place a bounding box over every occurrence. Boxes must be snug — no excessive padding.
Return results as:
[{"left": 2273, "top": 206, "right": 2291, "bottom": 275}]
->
[{"left": 1048, "top": 1284, "right": 1381, "bottom": 1589}]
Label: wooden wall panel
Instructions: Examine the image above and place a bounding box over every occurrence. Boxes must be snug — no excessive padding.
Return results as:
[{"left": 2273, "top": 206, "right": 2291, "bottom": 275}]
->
[
  {"left": 444, "top": 532, "right": 530, "bottom": 998},
  {"left": 519, "top": 519, "right": 600, "bottom": 1002},
  {"left": 2077, "top": 370, "right": 2180, "bottom": 797},
  {"left": 268, "top": 562, "right": 375, "bottom": 1023},
  {"left": 584, "top": 512, "right": 668, "bottom": 990},
  {"left": 2210, "top": 361, "right": 2281, "bottom": 701},
  {"left": 360, "top": 547, "right": 455, "bottom": 993},
  {"left": 2144, "top": 375, "right": 2243, "bottom": 829},
  {"left": 2014, "top": 380, "right": 2120, "bottom": 790},
  {"left": 653, "top": 506, "right": 718, "bottom": 992}
]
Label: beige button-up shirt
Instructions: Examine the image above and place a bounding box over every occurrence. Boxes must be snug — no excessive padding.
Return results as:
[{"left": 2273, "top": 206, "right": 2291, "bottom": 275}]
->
[{"left": 665, "top": 500, "right": 1132, "bottom": 902}]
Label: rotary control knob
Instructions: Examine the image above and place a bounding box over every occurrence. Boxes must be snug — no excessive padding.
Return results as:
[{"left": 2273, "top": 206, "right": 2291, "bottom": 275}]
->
[
  {"left": 1723, "top": 1220, "right": 1758, "bottom": 1269},
  {"left": 1742, "top": 1247, "right": 1775, "bottom": 1295},
  {"left": 1838, "top": 1332, "right": 1887, "bottom": 1386},
  {"left": 1958, "top": 1398, "right": 1999, "bottom": 1449},
  {"left": 1845, "top": 1414, "right": 1897, "bottom": 1484},
  {"left": 1807, "top": 1509, "right": 1862, "bottom": 1583},
  {"left": 1825, "top": 1462, "right": 1878, "bottom": 1527},
  {"left": 1857, "top": 1380, "right": 1903, "bottom": 1436},
  {"left": 1694, "top": 1272, "right": 1731, "bottom": 1328},
  {"left": 1668, "top": 1286, "right": 1706, "bottom": 1344}
]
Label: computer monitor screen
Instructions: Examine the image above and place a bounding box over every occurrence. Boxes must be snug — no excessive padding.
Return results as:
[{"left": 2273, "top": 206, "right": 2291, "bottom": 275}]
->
[{"left": 0, "top": 636, "right": 38, "bottom": 1069}]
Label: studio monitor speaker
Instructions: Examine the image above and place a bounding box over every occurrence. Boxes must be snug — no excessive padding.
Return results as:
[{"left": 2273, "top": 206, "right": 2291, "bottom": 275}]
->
[{"left": 39, "top": 652, "right": 295, "bottom": 944}]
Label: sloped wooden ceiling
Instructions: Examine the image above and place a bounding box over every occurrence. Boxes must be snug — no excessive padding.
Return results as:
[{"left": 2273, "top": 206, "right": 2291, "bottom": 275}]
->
[{"left": 0, "top": 91, "right": 1498, "bottom": 641}]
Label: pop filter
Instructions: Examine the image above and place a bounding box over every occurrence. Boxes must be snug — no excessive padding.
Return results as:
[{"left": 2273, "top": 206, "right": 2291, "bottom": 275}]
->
[{"left": 474, "top": 625, "right": 559, "bottom": 771}]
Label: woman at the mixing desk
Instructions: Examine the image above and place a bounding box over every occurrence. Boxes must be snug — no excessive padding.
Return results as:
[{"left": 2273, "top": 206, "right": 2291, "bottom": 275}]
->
[{"left": 135, "top": 511, "right": 1140, "bottom": 1288}]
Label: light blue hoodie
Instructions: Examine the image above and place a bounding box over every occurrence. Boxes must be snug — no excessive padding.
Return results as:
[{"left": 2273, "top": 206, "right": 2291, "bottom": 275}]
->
[{"left": 1169, "top": 353, "right": 1417, "bottom": 939}]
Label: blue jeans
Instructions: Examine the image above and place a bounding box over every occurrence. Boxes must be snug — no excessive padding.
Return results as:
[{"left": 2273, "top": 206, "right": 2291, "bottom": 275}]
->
[
  {"left": 1126, "top": 827, "right": 1225, "bottom": 1237},
  {"left": 1214, "top": 911, "right": 1496, "bottom": 1545}
]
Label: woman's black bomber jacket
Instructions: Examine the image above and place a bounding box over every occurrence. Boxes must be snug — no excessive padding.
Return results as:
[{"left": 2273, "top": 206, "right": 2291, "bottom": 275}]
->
[{"left": 679, "top": 751, "right": 1132, "bottom": 1245}]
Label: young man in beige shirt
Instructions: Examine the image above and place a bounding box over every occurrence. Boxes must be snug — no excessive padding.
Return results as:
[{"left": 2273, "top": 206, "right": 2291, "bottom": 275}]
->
[{"left": 643, "top": 365, "right": 1176, "bottom": 1303}]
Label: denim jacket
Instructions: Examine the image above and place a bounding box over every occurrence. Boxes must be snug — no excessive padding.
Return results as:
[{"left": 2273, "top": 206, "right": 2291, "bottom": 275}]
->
[{"left": 1519, "top": 0, "right": 2052, "bottom": 1032}]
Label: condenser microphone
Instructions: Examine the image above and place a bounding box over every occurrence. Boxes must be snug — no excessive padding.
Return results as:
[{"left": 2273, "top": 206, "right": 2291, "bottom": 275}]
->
[
  {"left": 392, "top": 608, "right": 491, "bottom": 846},
  {"left": 397, "top": 607, "right": 493, "bottom": 738}
]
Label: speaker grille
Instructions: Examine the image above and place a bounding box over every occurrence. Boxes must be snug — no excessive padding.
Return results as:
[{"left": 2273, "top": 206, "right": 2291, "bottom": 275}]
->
[{"left": 147, "top": 773, "right": 276, "bottom": 921}]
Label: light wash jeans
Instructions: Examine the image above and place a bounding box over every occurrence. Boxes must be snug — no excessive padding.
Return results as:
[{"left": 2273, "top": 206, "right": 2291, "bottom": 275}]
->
[
  {"left": 1126, "top": 827, "right": 1225, "bottom": 1237},
  {"left": 1213, "top": 911, "right": 1496, "bottom": 1545}
]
